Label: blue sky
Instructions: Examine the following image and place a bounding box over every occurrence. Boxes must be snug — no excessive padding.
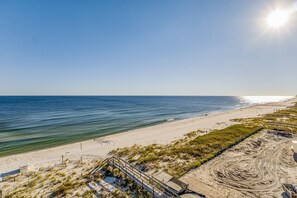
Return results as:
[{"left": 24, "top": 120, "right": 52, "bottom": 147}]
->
[{"left": 0, "top": 0, "right": 296, "bottom": 95}]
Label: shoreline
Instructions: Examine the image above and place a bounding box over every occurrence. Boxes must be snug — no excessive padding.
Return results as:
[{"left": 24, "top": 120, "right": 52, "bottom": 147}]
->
[
  {"left": 0, "top": 97, "right": 249, "bottom": 158},
  {"left": 0, "top": 102, "right": 248, "bottom": 158},
  {"left": 1, "top": 97, "right": 296, "bottom": 174}
]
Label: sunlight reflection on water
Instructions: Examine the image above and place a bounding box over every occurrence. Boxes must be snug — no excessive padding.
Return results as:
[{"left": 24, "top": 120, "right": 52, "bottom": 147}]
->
[{"left": 241, "top": 96, "right": 294, "bottom": 104}]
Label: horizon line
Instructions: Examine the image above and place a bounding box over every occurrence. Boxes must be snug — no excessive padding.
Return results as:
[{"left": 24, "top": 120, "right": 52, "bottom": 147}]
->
[{"left": 0, "top": 95, "right": 295, "bottom": 97}]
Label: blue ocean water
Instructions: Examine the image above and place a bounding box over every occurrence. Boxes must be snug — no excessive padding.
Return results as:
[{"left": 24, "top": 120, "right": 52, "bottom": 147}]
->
[{"left": 0, "top": 96, "right": 249, "bottom": 156}]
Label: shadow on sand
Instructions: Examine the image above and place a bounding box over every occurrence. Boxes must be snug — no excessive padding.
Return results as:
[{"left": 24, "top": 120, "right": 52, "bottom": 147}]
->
[
  {"left": 293, "top": 153, "right": 297, "bottom": 163},
  {"left": 86, "top": 183, "right": 101, "bottom": 197},
  {"left": 0, "top": 169, "right": 20, "bottom": 179},
  {"left": 281, "top": 192, "right": 289, "bottom": 198}
]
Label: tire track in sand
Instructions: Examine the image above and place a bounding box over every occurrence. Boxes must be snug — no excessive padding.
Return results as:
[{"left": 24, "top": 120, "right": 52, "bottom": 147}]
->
[{"left": 181, "top": 131, "right": 297, "bottom": 197}]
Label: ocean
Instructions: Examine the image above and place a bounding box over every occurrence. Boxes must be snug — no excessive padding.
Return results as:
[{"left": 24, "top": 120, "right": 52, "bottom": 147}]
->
[{"left": 0, "top": 96, "right": 290, "bottom": 157}]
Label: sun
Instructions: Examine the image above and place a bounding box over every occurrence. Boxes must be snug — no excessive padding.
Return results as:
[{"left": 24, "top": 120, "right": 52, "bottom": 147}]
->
[{"left": 266, "top": 9, "right": 290, "bottom": 28}]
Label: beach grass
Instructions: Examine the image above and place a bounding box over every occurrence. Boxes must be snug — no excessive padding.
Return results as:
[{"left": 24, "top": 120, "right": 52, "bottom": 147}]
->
[
  {"left": 1, "top": 160, "right": 101, "bottom": 198},
  {"left": 111, "top": 102, "right": 297, "bottom": 177},
  {"left": 111, "top": 124, "right": 262, "bottom": 177}
]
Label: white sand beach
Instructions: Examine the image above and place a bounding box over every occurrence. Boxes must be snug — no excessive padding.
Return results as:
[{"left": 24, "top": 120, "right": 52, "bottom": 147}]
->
[{"left": 1, "top": 97, "right": 296, "bottom": 174}]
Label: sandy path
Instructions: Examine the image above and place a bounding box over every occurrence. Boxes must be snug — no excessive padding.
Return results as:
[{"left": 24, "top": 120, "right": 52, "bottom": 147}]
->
[
  {"left": 181, "top": 131, "right": 297, "bottom": 198},
  {"left": 0, "top": 97, "right": 296, "bottom": 174}
]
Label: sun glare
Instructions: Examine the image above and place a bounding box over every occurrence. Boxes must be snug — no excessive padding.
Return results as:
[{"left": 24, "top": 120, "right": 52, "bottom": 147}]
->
[{"left": 266, "top": 9, "right": 290, "bottom": 28}]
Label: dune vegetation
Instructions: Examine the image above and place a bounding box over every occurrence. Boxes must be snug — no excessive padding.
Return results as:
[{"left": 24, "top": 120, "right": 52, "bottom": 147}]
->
[
  {"left": 111, "top": 102, "right": 297, "bottom": 177},
  {"left": 1, "top": 160, "right": 101, "bottom": 198},
  {"left": 111, "top": 124, "right": 262, "bottom": 177}
]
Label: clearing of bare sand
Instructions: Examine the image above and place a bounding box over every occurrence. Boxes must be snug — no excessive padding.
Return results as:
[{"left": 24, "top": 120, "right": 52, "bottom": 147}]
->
[{"left": 181, "top": 130, "right": 297, "bottom": 198}]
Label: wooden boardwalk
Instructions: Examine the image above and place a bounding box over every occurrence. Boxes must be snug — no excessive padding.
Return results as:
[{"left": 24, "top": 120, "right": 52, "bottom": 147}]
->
[{"left": 90, "top": 157, "right": 180, "bottom": 198}]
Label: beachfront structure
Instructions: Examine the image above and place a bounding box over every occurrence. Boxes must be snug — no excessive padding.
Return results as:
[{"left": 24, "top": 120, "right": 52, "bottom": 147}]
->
[
  {"left": 91, "top": 157, "right": 182, "bottom": 197},
  {"left": 153, "top": 171, "right": 188, "bottom": 194},
  {"left": 90, "top": 156, "right": 205, "bottom": 197},
  {"left": 292, "top": 141, "right": 297, "bottom": 153}
]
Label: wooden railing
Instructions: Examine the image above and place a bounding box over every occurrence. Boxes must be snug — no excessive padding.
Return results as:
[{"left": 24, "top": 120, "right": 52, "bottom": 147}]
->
[{"left": 90, "top": 156, "right": 180, "bottom": 198}]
